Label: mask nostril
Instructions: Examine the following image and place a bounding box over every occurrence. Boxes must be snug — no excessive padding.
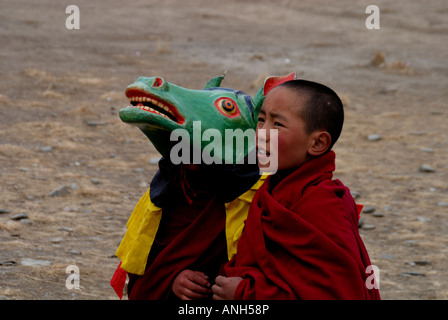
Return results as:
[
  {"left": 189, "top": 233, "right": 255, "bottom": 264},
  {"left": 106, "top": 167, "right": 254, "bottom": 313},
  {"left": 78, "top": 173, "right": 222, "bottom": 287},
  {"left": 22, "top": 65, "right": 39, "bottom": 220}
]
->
[{"left": 153, "top": 77, "right": 163, "bottom": 88}]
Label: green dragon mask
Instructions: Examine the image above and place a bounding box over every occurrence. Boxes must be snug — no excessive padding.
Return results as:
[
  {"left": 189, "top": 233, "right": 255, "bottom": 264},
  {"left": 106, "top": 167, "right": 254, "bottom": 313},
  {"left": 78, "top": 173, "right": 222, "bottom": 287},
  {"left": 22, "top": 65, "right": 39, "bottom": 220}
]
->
[{"left": 119, "top": 72, "right": 296, "bottom": 164}]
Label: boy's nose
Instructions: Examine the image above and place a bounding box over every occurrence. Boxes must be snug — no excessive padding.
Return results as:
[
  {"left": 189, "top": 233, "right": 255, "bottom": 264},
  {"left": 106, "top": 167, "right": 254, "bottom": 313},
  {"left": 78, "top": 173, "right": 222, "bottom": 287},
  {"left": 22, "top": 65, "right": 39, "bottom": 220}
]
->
[{"left": 256, "top": 128, "right": 270, "bottom": 143}]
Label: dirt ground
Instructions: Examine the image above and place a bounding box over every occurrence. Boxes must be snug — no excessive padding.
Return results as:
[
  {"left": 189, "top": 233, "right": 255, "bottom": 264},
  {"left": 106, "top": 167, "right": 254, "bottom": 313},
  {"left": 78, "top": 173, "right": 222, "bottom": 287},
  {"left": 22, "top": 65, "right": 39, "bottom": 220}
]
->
[{"left": 0, "top": 0, "right": 447, "bottom": 300}]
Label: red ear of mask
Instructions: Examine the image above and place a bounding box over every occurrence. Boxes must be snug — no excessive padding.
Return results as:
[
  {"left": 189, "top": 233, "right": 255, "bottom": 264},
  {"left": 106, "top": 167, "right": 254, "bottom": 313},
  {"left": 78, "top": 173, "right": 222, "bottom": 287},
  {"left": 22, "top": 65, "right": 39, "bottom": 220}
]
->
[{"left": 263, "top": 72, "right": 296, "bottom": 96}]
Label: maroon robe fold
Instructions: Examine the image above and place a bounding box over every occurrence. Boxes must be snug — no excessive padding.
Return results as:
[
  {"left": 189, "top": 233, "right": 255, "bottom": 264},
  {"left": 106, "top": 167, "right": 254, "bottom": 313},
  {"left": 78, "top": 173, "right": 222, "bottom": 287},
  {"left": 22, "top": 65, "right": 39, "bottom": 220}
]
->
[
  {"left": 224, "top": 151, "right": 380, "bottom": 300},
  {"left": 127, "top": 190, "right": 227, "bottom": 300}
]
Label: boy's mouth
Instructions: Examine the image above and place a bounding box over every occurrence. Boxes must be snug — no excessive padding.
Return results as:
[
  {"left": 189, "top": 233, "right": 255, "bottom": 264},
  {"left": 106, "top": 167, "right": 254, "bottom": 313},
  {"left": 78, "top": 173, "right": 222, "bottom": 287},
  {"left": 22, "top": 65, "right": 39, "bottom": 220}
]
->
[{"left": 257, "top": 148, "right": 270, "bottom": 157}]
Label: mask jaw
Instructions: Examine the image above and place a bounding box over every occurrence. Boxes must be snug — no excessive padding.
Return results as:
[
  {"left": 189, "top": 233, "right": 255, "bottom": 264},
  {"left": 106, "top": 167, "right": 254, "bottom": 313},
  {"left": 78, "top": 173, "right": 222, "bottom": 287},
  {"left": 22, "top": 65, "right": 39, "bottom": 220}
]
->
[{"left": 252, "top": 72, "right": 297, "bottom": 121}]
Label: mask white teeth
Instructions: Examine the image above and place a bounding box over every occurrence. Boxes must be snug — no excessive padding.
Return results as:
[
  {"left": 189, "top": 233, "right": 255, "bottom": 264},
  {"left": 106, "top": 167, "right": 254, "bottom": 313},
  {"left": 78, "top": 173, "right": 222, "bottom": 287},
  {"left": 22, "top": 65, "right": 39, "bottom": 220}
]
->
[{"left": 128, "top": 96, "right": 177, "bottom": 120}]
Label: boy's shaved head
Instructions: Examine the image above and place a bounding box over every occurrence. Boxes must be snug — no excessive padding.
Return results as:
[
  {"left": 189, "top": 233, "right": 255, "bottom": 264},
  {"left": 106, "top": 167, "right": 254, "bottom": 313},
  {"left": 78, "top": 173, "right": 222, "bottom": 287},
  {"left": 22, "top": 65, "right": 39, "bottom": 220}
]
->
[{"left": 279, "top": 80, "right": 344, "bottom": 150}]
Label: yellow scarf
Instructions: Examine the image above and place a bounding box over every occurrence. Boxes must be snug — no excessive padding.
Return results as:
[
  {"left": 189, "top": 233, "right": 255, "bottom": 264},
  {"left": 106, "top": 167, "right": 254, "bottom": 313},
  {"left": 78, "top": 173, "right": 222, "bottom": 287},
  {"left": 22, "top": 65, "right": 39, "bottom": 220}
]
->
[{"left": 115, "top": 175, "right": 267, "bottom": 275}]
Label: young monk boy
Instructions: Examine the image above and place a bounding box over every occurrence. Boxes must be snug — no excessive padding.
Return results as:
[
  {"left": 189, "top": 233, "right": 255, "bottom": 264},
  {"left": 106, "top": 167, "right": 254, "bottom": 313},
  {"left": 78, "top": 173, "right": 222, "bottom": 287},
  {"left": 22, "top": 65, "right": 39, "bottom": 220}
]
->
[{"left": 211, "top": 80, "right": 381, "bottom": 300}]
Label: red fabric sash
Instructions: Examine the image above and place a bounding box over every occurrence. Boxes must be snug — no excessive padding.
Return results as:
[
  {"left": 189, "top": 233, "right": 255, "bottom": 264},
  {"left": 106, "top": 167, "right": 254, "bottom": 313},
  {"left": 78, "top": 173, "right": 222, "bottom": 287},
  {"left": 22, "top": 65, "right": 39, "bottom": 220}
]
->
[{"left": 110, "top": 262, "right": 127, "bottom": 299}]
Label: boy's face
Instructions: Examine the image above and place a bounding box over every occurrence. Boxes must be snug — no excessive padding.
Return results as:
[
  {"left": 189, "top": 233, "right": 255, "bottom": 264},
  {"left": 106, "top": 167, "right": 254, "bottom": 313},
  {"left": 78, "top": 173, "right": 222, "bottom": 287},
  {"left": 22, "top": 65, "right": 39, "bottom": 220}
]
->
[{"left": 256, "top": 86, "right": 315, "bottom": 171}]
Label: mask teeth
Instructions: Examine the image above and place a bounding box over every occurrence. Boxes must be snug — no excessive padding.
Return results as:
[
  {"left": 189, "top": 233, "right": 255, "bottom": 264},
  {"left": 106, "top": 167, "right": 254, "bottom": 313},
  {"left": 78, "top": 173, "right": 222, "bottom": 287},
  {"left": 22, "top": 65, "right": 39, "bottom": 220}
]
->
[
  {"left": 129, "top": 96, "right": 176, "bottom": 117},
  {"left": 128, "top": 96, "right": 179, "bottom": 121},
  {"left": 128, "top": 104, "right": 173, "bottom": 120}
]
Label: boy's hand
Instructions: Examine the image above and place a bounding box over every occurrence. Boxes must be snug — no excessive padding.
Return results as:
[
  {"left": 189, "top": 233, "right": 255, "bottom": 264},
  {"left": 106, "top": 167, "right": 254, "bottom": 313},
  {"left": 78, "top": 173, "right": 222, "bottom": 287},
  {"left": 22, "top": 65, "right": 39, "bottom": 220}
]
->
[
  {"left": 212, "top": 276, "right": 243, "bottom": 300},
  {"left": 172, "top": 269, "right": 211, "bottom": 300}
]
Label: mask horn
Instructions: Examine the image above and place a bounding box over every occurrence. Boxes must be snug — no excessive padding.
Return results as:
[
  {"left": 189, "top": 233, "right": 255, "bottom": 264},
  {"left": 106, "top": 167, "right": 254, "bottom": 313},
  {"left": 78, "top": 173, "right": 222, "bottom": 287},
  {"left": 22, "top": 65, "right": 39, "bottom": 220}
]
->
[{"left": 203, "top": 71, "right": 227, "bottom": 89}]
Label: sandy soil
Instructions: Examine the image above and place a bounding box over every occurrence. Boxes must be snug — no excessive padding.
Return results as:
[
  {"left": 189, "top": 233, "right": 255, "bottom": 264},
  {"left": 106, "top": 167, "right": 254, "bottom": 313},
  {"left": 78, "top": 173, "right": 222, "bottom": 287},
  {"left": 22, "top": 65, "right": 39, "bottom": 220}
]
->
[{"left": 0, "top": 0, "right": 447, "bottom": 300}]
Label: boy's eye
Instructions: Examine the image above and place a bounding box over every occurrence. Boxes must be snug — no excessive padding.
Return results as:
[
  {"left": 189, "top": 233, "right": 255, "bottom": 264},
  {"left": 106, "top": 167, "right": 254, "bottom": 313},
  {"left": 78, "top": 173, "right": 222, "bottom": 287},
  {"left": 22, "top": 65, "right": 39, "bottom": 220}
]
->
[
  {"left": 274, "top": 121, "right": 284, "bottom": 127},
  {"left": 257, "top": 117, "right": 265, "bottom": 122}
]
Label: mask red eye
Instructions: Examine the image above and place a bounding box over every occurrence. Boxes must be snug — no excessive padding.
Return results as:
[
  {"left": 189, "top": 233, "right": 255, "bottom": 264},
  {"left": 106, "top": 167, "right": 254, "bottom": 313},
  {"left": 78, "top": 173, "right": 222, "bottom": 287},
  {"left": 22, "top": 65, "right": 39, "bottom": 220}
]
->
[
  {"left": 215, "top": 97, "right": 240, "bottom": 118},
  {"left": 153, "top": 77, "right": 164, "bottom": 87}
]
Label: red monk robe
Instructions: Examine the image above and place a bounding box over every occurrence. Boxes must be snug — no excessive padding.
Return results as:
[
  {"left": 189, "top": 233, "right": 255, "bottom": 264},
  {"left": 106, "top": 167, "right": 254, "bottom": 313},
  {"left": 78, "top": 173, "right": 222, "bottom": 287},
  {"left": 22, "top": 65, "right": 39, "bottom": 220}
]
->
[
  {"left": 115, "top": 159, "right": 262, "bottom": 300},
  {"left": 126, "top": 184, "right": 228, "bottom": 300},
  {"left": 224, "top": 151, "right": 381, "bottom": 300}
]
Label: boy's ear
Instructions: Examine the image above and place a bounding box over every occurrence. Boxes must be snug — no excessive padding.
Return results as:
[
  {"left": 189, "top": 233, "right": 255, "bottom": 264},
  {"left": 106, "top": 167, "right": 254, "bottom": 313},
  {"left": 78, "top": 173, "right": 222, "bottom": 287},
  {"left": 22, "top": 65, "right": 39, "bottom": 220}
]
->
[
  {"left": 252, "top": 72, "right": 296, "bottom": 121},
  {"left": 308, "top": 131, "right": 332, "bottom": 156}
]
